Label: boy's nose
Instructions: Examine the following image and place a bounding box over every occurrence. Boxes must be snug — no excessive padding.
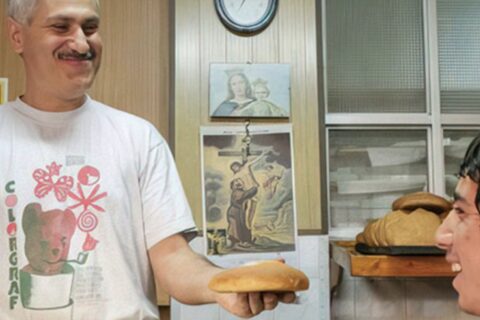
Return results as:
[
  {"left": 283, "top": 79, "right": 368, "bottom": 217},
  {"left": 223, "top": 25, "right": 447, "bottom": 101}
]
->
[{"left": 435, "top": 231, "right": 453, "bottom": 250}]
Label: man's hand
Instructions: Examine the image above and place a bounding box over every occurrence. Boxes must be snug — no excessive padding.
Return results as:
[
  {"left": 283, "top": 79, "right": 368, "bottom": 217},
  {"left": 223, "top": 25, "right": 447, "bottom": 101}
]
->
[
  {"left": 149, "top": 234, "right": 297, "bottom": 317},
  {"left": 215, "top": 291, "right": 296, "bottom": 318}
]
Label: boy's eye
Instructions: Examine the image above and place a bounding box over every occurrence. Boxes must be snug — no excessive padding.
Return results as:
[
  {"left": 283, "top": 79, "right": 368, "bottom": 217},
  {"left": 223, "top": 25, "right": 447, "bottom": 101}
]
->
[
  {"left": 453, "top": 208, "right": 466, "bottom": 221},
  {"left": 453, "top": 207, "right": 465, "bottom": 216}
]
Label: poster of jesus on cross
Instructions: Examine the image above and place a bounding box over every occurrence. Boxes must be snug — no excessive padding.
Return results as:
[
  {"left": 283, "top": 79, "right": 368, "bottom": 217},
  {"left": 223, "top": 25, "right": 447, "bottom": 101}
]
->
[{"left": 200, "top": 124, "right": 297, "bottom": 256}]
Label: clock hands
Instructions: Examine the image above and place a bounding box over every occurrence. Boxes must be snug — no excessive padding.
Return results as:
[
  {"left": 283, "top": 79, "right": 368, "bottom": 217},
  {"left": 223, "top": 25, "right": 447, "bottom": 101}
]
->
[{"left": 238, "top": 0, "right": 246, "bottom": 11}]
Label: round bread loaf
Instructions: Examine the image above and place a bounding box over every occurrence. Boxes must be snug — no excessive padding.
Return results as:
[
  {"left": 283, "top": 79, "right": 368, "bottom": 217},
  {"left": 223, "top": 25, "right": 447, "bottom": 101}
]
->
[
  {"left": 384, "top": 208, "right": 441, "bottom": 246},
  {"left": 376, "top": 214, "right": 389, "bottom": 247},
  {"left": 356, "top": 209, "right": 440, "bottom": 247},
  {"left": 381, "top": 210, "right": 409, "bottom": 246},
  {"left": 392, "top": 192, "right": 452, "bottom": 214},
  {"left": 208, "top": 260, "right": 309, "bottom": 293},
  {"left": 369, "top": 219, "right": 381, "bottom": 247},
  {"left": 361, "top": 219, "right": 378, "bottom": 246},
  {"left": 355, "top": 231, "right": 366, "bottom": 244}
]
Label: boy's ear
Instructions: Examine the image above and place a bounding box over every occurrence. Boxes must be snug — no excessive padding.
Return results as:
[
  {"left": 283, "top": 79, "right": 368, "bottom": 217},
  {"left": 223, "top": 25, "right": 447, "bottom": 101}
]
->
[{"left": 6, "top": 17, "right": 25, "bottom": 54}]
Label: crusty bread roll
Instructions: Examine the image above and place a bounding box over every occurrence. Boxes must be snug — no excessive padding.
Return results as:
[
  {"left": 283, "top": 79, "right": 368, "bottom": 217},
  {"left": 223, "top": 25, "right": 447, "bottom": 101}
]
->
[
  {"left": 391, "top": 192, "right": 452, "bottom": 214},
  {"left": 380, "top": 210, "right": 409, "bottom": 246},
  {"left": 360, "top": 219, "right": 378, "bottom": 246},
  {"left": 356, "top": 208, "right": 441, "bottom": 247},
  {"left": 208, "top": 260, "right": 309, "bottom": 293},
  {"left": 384, "top": 208, "right": 441, "bottom": 246},
  {"left": 355, "top": 230, "right": 366, "bottom": 244},
  {"left": 376, "top": 214, "right": 389, "bottom": 247},
  {"left": 356, "top": 192, "right": 450, "bottom": 247},
  {"left": 369, "top": 219, "right": 381, "bottom": 247}
]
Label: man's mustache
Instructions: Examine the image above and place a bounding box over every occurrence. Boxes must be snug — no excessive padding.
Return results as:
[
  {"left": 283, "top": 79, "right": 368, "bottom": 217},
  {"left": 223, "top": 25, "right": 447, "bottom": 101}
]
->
[{"left": 58, "top": 50, "right": 95, "bottom": 60}]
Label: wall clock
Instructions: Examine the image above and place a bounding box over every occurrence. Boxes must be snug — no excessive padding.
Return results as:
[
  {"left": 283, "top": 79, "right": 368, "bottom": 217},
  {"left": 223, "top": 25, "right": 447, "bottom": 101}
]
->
[{"left": 214, "top": 0, "right": 279, "bottom": 34}]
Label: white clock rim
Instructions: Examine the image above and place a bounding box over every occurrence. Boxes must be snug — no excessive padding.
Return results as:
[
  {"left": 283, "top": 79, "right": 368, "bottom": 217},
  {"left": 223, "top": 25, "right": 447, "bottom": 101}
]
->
[{"left": 215, "top": 0, "right": 278, "bottom": 34}]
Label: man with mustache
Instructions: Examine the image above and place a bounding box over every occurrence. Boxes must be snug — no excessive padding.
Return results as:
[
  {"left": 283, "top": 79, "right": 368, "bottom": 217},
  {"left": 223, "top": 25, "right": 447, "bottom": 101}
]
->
[
  {"left": 436, "top": 134, "right": 480, "bottom": 316},
  {"left": 0, "top": 0, "right": 295, "bottom": 319}
]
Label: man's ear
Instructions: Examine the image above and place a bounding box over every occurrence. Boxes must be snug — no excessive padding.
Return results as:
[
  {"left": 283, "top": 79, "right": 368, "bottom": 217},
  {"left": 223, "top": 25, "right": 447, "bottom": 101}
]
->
[{"left": 6, "top": 17, "right": 25, "bottom": 54}]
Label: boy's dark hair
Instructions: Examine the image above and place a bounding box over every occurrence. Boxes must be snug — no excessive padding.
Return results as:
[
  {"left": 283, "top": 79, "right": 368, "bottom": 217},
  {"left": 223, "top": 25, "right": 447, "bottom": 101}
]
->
[{"left": 458, "top": 134, "right": 480, "bottom": 210}]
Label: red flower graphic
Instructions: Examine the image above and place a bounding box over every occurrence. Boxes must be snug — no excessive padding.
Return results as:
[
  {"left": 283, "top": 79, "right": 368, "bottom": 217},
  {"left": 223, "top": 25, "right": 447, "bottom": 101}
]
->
[
  {"left": 46, "top": 162, "right": 62, "bottom": 176},
  {"left": 69, "top": 183, "right": 107, "bottom": 212},
  {"left": 33, "top": 163, "right": 74, "bottom": 202}
]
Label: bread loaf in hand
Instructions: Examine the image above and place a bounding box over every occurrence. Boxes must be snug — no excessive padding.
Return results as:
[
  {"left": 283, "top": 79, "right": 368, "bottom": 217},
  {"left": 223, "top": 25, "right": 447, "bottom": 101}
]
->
[{"left": 208, "top": 260, "right": 309, "bottom": 293}]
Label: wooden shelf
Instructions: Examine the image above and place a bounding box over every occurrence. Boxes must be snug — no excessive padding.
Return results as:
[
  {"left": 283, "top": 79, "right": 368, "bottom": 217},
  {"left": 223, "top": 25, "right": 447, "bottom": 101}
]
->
[{"left": 331, "top": 241, "right": 456, "bottom": 277}]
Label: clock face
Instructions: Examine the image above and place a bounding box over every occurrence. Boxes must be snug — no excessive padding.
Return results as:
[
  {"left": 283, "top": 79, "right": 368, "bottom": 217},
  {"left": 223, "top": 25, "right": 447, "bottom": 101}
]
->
[
  {"left": 215, "top": 0, "right": 278, "bottom": 34},
  {"left": 223, "top": 0, "right": 270, "bottom": 25}
]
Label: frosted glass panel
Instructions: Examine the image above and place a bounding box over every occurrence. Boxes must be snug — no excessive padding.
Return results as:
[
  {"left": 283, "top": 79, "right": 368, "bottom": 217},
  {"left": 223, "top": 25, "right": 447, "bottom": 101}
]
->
[
  {"left": 438, "top": 1, "right": 480, "bottom": 114},
  {"left": 326, "top": 0, "right": 425, "bottom": 113},
  {"left": 328, "top": 129, "right": 428, "bottom": 228},
  {"left": 443, "top": 130, "right": 479, "bottom": 197}
]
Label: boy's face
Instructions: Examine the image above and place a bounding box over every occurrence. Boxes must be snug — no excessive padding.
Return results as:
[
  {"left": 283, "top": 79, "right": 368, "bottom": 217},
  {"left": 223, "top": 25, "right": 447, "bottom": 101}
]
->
[{"left": 436, "top": 176, "right": 480, "bottom": 315}]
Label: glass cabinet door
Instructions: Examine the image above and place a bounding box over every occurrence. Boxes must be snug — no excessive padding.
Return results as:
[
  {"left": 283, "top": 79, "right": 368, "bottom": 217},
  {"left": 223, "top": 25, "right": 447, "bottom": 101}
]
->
[
  {"left": 326, "top": 0, "right": 425, "bottom": 113},
  {"left": 322, "top": 0, "right": 480, "bottom": 238},
  {"left": 438, "top": 1, "right": 480, "bottom": 114},
  {"left": 328, "top": 129, "right": 429, "bottom": 235}
]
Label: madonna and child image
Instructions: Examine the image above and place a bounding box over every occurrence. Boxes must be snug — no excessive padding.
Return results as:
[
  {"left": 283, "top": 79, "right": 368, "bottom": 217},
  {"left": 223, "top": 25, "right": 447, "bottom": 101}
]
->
[{"left": 209, "top": 63, "right": 291, "bottom": 118}]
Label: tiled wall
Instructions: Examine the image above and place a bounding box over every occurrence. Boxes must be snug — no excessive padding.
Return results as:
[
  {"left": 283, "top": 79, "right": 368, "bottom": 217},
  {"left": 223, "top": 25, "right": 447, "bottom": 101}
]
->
[
  {"left": 331, "top": 267, "right": 478, "bottom": 320},
  {"left": 171, "top": 235, "right": 330, "bottom": 320}
]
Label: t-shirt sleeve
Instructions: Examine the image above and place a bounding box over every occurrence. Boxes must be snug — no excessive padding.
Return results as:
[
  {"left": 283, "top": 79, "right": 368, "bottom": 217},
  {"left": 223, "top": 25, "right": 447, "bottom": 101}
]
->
[{"left": 139, "top": 132, "right": 197, "bottom": 249}]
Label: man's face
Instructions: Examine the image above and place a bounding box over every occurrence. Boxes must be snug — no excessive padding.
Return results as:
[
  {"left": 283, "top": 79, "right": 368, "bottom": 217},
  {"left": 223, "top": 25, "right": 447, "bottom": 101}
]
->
[
  {"left": 435, "top": 176, "right": 480, "bottom": 315},
  {"left": 10, "top": 0, "right": 102, "bottom": 99}
]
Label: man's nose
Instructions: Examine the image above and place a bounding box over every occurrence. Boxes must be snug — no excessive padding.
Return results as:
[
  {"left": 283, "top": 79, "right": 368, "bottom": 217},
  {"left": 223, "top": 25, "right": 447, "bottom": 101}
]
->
[{"left": 69, "top": 27, "right": 90, "bottom": 53}]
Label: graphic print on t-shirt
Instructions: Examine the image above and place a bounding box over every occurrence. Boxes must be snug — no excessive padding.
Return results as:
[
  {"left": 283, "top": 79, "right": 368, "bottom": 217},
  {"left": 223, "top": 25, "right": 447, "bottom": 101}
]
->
[{"left": 5, "top": 161, "right": 107, "bottom": 315}]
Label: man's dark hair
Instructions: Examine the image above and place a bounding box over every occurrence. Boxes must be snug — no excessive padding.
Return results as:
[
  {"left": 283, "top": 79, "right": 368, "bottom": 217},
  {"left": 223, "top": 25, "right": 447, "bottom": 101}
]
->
[{"left": 458, "top": 134, "right": 480, "bottom": 209}]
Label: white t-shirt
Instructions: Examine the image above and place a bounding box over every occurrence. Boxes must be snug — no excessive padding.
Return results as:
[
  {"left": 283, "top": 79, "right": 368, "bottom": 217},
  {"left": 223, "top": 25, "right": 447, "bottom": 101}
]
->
[{"left": 0, "top": 96, "right": 196, "bottom": 320}]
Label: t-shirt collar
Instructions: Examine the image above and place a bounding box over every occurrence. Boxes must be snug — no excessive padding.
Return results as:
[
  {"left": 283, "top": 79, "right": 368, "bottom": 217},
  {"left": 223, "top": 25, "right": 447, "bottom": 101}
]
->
[{"left": 11, "top": 95, "right": 91, "bottom": 126}]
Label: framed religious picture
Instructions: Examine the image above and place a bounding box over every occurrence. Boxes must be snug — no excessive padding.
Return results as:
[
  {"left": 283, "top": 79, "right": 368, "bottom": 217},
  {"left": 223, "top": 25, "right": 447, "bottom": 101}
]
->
[
  {"left": 0, "top": 78, "right": 8, "bottom": 105},
  {"left": 200, "top": 124, "right": 297, "bottom": 256},
  {"left": 209, "top": 63, "right": 290, "bottom": 118}
]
